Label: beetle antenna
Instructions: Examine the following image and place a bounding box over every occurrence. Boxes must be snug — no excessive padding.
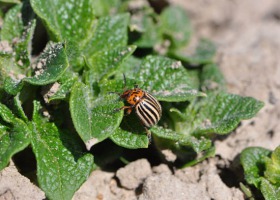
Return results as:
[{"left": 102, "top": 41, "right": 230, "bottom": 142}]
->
[
  {"left": 108, "top": 91, "right": 120, "bottom": 95},
  {"left": 122, "top": 73, "right": 127, "bottom": 90}
]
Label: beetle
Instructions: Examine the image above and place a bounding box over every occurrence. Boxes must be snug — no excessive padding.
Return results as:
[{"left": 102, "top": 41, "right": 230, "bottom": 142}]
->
[{"left": 115, "top": 75, "right": 162, "bottom": 142}]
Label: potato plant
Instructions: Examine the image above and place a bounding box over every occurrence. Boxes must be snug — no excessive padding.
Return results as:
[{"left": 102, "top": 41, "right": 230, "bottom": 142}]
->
[{"left": 0, "top": 0, "right": 266, "bottom": 199}]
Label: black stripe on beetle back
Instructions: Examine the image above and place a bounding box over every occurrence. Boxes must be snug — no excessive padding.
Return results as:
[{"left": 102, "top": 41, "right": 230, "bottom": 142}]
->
[
  {"left": 142, "top": 101, "right": 160, "bottom": 122},
  {"left": 144, "top": 93, "right": 161, "bottom": 116},
  {"left": 145, "top": 92, "right": 161, "bottom": 113},
  {"left": 136, "top": 103, "right": 155, "bottom": 127}
]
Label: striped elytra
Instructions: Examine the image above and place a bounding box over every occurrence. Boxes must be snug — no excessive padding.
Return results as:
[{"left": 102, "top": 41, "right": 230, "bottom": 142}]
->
[
  {"left": 135, "top": 92, "right": 162, "bottom": 127},
  {"left": 118, "top": 85, "right": 162, "bottom": 128}
]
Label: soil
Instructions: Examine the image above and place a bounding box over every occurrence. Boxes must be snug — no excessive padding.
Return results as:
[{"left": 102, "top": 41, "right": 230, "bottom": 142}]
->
[{"left": 1, "top": 0, "right": 280, "bottom": 199}]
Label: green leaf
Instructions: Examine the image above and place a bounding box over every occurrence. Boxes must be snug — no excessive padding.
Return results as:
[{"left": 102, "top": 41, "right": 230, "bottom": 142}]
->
[
  {"left": 48, "top": 70, "right": 78, "bottom": 102},
  {"left": 86, "top": 45, "right": 136, "bottom": 82},
  {"left": 13, "top": 93, "right": 28, "bottom": 122},
  {"left": 83, "top": 13, "right": 129, "bottom": 55},
  {"left": 92, "top": 0, "right": 121, "bottom": 17},
  {"left": 30, "top": 0, "right": 95, "bottom": 45},
  {"left": 137, "top": 55, "right": 205, "bottom": 102},
  {"left": 110, "top": 110, "right": 150, "bottom": 149},
  {"left": 31, "top": 101, "right": 94, "bottom": 200},
  {"left": 14, "top": 19, "right": 36, "bottom": 68},
  {"left": 110, "top": 127, "right": 149, "bottom": 149},
  {"left": 260, "top": 178, "right": 280, "bottom": 200},
  {"left": 0, "top": 103, "right": 30, "bottom": 170},
  {"left": 0, "top": 53, "right": 24, "bottom": 89},
  {"left": 70, "top": 82, "right": 123, "bottom": 150},
  {"left": 160, "top": 6, "right": 192, "bottom": 49},
  {"left": 99, "top": 77, "right": 137, "bottom": 97},
  {"left": 3, "top": 77, "right": 24, "bottom": 95},
  {"left": 240, "top": 147, "right": 271, "bottom": 187},
  {"left": 64, "top": 41, "right": 84, "bottom": 71},
  {"left": 180, "top": 136, "right": 212, "bottom": 153},
  {"left": 23, "top": 43, "right": 68, "bottom": 85},
  {"left": 1, "top": 53, "right": 24, "bottom": 95},
  {"left": 151, "top": 125, "right": 183, "bottom": 141},
  {"left": 117, "top": 56, "right": 142, "bottom": 79},
  {"left": 0, "top": 0, "right": 20, "bottom": 3},
  {"left": 151, "top": 125, "right": 212, "bottom": 153},
  {"left": 170, "top": 39, "right": 216, "bottom": 65},
  {"left": 200, "top": 63, "right": 226, "bottom": 93},
  {"left": 1, "top": 2, "right": 35, "bottom": 68},
  {"left": 0, "top": 102, "right": 16, "bottom": 123},
  {"left": 174, "top": 92, "right": 264, "bottom": 135},
  {"left": 99, "top": 57, "right": 142, "bottom": 93},
  {"left": 264, "top": 146, "right": 280, "bottom": 187},
  {"left": 131, "top": 8, "right": 161, "bottom": 48},
  {"left": 0, "top": 4, "right": 23, "bottom": 42},
  {"left": 151, "top": 125, "right": 214, "bottom": 166},
  {"left": 0, "top": 118, "right": 30, "bottom": 170}
]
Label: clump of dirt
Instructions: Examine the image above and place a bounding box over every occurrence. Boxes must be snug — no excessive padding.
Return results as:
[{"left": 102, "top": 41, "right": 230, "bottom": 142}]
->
[
  {"left": 73, "top": 157, "right": 243, "bottom": 200},
  {"left": 0, "top": 161, "right": 45, "bottom": 200}
]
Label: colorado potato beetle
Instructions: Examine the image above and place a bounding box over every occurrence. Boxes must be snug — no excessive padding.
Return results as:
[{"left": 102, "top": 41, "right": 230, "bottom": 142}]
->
[{"left": 116, "top": 75, "right": 162, "bottom": 141}]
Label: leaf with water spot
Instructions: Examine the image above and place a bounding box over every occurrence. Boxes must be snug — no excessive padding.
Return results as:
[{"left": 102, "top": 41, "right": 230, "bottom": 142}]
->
[
  {"left": 136, "top": 55, "right": 205, "bottom": 102},
  {"left": 48, "top": 70, "right": 78, "bottom": 102},
  {"left": 0, "top": 52, "right": 25, "bottom": 95},
  {"left": 70, "top": 82, "right": 123, "bottom": 150},
  {"left": 30, "top": 0, "right": 95, "bottom": 45},
  {"left": 0, "top": 4, "right": 23, "bottom": 42},
  {"left": 110, "top": 127, "right": 149, "bottom": 149},
  {"left": 240, "top": 147, "right": 271, "bottom": 187},
  {"left": 260, "top": 178, "right": 280, "bottom": 200},
  {"left": 151, "top": 125, "right": 212, "bottom": 153},
  {"left": 0, "top": 54, "right": 24, "bottom": 91},
  {"left": 240, "top": 146, "right": 280, "bottom": 199},
  {"left": 171, "top": 92, "right": 264, "bottom": 136},
  {"left": 30, "top": 101, "right": 94, "bottom": 200},
  {"left": 1, "top": 2, "right": 36, "bottom": 68},
  {"left": 23, "top": 43, "right": 68, "bottom": 85},
  {"left": 86, "top": 45, "right": 136, "bottom": 82},
  {"left": 151, "top": 125, "right": 214, "bottom": 167},
  {"left": 83, "top": 13, "right": 129, "bottom": 56},
  {"left": 14, "top": 19, "right": 36, "bottom": 68}
]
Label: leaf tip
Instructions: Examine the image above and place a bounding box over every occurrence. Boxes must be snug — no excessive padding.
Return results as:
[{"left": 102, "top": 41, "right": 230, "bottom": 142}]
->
[
  {"left": 85, "top": 138, "right": 99, "bottom": 150},
  {"left": 200, "top": 92, "right": 207, "bottom": 97}
]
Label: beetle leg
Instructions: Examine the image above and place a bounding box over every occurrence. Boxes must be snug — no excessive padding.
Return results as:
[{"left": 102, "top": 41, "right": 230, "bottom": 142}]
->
[
  {"left": 114, "top": 106, "right": 134, "bottom": 116},
  {"left": 144, "top": 127, "right": 152, "bottom": 144},
  {"left": 124, "top": 106, "right": 133, "bottom": 116}
]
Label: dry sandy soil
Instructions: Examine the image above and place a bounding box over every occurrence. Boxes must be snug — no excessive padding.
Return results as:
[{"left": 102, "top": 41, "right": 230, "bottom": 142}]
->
[{"left": 1, "top": 0, "right": 280, "bottom": 199}]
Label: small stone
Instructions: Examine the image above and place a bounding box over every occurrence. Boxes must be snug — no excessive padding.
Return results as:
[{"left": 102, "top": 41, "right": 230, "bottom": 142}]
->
[
  {"left": 152, "top": 164, "right": 171, "bottom": 175},
  {"left": 116, "top": 159, "right": 152, "bottom": 190},
  {"left": 161, "top": 149, "right": 177, "bottom": 162},
  {"left": 138, "top": 173, "right": 209, "bottom": 200}
]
